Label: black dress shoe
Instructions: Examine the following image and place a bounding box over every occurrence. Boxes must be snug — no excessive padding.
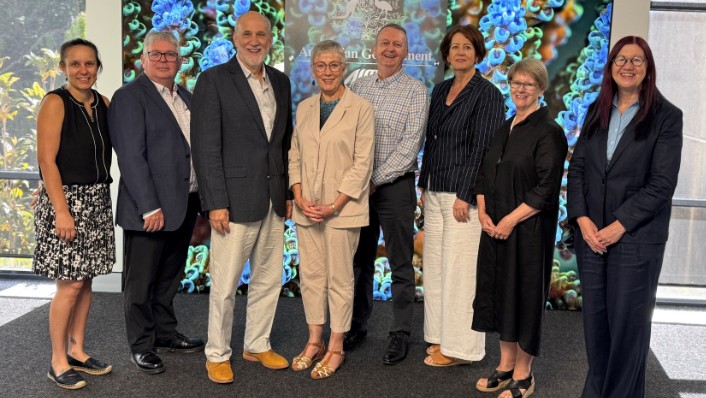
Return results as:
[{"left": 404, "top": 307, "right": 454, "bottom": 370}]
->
[
  {"left": 67, "top": 355, "right": 113, "bottom": 375},
  {"left": 382, "top": 334, "right": 408, "bottom": 365},
  {"left": 48, "top": 367, "right": 86, "bottom": 389},
  {"left": 343, "top": 329, "right": 367, "bottom": 352},
  {"left": 155, "top": 332, "right": 205, "bottom": 354},
  {"left": 131, "top": 349, "right": 165, "bottom": 374}
]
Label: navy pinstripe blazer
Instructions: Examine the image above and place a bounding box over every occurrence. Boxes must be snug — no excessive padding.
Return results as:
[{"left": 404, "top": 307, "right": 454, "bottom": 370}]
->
[{"left": 418, "top": 71, "right": 504, "bottom": 204}]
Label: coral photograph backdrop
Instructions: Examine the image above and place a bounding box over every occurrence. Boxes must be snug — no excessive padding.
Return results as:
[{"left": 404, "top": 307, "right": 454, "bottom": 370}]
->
[{"left": 120, "top": 0, "right": 614, "bottom": 310}]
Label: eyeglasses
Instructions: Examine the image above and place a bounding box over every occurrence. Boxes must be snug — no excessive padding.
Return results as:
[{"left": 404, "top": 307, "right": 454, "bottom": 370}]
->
[
  {"left": 146, "top": 51, "right": 179, "bottom": 62},
  {"left": 509, "top": 80, "right": 537, "bottom": 90},
  {"left": 313, "top": 62, "right": 343, "bottom": 73},
  {"left": 612, "top": 56, "right": 646, "bottom": 67}
]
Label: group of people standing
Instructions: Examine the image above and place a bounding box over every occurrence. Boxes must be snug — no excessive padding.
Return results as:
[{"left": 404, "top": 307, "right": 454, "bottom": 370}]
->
[{"left": 32, "top": 8, "right": 682, "bottom": 398}]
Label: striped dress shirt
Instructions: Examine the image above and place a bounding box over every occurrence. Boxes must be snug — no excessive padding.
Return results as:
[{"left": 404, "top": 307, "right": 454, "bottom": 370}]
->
[
  {"left": 418, "top": 71, "right": 504, "bottom": 204},
  {"left": 350, "top": 69, "right": 429, "bottom": 186}
]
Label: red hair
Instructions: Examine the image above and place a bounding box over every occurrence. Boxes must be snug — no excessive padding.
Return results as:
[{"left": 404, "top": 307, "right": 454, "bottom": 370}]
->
[{"left": 583, "top": 36, "right": 661, "bottom": 140}]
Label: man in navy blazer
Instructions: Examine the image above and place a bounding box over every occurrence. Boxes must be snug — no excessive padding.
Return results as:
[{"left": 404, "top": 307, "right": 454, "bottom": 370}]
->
[
  {"left": 191, "top": 11, "right": 293, "bottom": 384},
  {"left": 109, "top": 31, "right": 204, "bottom": 375}
]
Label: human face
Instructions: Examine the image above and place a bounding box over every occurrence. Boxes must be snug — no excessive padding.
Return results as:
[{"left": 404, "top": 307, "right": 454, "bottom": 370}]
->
[
  {"left": 60, "top": 45, "right": 99, "bottom": 91},
  {"left": 509, "top": 72, "right": 542, "bottom": 113},
  {"left": 141, "top": 39, "right": 180, "bottom": 88},
  {"left": 234, "top": 12, "right": 272, "bottom": 73},
  {"left": 313, "top": 52, "right": 345, "bottom": 99},
  {"left": 374, "top": 27, "right": 408, "bottom": 78},
  {"left": 611, "top": 43, "right": 647, "bottom": 95},
  {"left": 447, "top": 33, "right": 476, "bottom": 73}
]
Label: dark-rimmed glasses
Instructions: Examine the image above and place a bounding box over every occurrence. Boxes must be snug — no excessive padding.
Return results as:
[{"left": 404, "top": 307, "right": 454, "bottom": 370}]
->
[
  {"left": 147, "top": 51, "right": 179, "bottom": 62},
  {"left": 612, "top": 56, "right": 646, "bottom": 67},
  {"left": 509, "top": 80, "right": 537, "bottom": 90}
]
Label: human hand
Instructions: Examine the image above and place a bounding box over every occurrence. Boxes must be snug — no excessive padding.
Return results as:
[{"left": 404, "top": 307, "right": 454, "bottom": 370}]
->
[
  {"left": 209, "top": 208, "right": 231, "bottom": 235},
  {"left": 31, "top": 188, "right": 41, "bottom": 208},
  {"left": 492, "top": 215, "right": 517, "bottom": 240},
  {"left": 596, "top": 220, "right": 626, "bottom": 248},
  {"left": 576, "top": 216, "right": 607, "bottom": 254},
  {"left": 478, "top": 211, "right": 496, "bottom": 236},
  {"left": 369, "top": 181, "right": 377, "bottom": 195},
  {"left": 143, "top": 209, "right": 165, "bottom": 232},
  {"left": 286, "top": 200, "right": 293, "bottom": 219},
  {"left": 452, "top": 198, "right": 470, "bottom": 223},
  {"left": 295, "top": 197, "right": 324, "bottom": 222},
  {"left": 55, "top": 210, "right": 76, "bottom": 242}
]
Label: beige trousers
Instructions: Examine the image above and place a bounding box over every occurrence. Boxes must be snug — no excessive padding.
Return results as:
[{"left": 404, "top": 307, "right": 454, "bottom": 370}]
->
[
  {"left": 423, "top": 191, "right": 485, "bottom": 361},
  {"left": 205, "top": 204, "right": 284, "bottom": 362},
  {"left": 297, "top": 223, "right": 360, "bottom": 333}
]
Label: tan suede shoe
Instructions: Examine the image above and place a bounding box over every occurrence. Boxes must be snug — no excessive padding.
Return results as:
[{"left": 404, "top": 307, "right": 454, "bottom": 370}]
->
[
  {"left": 243, "top": 350, "right": 290, "bottom": 369},
  {"left": 206, "top": 360, "right": 234, "bottom": 384}
]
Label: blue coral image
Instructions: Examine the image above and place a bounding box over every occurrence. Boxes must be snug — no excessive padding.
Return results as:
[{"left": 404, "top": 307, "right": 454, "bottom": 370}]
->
[{"left": 123, "top": 0, "right": 614, "bottom": 310}]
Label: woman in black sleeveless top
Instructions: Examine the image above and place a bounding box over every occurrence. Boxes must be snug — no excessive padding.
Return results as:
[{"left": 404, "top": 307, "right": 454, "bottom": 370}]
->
[{"left": 34, "top": 39, "right": 114, "bottom": 389}]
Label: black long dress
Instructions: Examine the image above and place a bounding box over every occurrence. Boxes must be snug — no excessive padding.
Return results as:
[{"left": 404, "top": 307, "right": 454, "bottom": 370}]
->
[{"left": 471, "top": 107, "right": 567, "bottom": 356}]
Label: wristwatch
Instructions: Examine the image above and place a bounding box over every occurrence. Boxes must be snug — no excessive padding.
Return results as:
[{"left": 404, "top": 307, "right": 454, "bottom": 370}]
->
[{"left": 330, "top": 203, "right": 340, "bottom": 217}]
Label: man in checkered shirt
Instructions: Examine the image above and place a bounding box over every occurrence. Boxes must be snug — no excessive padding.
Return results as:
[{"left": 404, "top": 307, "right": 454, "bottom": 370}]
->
[{"left": 344, "top": 23, "right": 429, "bottom": 365}]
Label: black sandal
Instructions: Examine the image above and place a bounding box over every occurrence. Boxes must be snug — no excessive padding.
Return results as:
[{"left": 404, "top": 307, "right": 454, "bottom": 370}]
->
[
  {"left": 505, "top": 375, "right": 535, "bottom": 398},
  {"left": 476, "top": 368, "right": 514, "bottom": 392}
]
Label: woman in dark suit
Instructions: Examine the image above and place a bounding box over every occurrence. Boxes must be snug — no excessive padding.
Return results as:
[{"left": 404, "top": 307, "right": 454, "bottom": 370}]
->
[
  {"left": 473, "top": 58, "right": 567, "bottom": 398},
  {"left": 417, "top": 24, "right": 503, "bottom": 366},
  {"left": 567, "top": 36, "right": 683, "bottom": 398}
]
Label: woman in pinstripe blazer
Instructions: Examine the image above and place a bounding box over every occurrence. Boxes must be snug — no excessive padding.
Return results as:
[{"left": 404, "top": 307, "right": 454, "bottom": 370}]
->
[{"left": 417, "top": 24, "right": 504, "bottom": 367}]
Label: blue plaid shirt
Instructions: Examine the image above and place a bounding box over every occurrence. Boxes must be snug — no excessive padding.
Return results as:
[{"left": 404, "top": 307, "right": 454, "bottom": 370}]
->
[{"left": 350, "top": 69, "right": 429, "bottom": 186}]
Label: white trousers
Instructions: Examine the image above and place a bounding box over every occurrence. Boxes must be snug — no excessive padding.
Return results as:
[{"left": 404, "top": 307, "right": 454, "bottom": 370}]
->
[
  {"left": 205, "top": 204, "right": 284, "bottom": 361},
  {"left": 423, "top": 191, "right": 485, "bottom": 361},
  {"left": 297, "top": 223, "right": 360, "bottom": 333}
]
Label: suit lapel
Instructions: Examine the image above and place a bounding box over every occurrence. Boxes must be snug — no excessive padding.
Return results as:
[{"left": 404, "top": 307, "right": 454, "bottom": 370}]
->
[
  {"left": 138, "top": 74, "right": 182, "bottom": 133},
  {"left": 268, "top": 66, "right": 288, "bottom": 142},
  {"left": 319, "top": 88, "right": 350, "bottom": 137},
  {"left": 228, "top": 58, "right": 268, "bottom": 141},
  {"left": 606, "top": 122, "right": 636, "bottom": 173}
]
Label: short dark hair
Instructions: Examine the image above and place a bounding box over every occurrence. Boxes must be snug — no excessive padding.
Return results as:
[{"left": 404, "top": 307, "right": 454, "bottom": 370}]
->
[
  {"left": 439, "top": 25, "right": 486, "bottom": 68},
  {"left": 59, "top": 38, "right": 103, "bottom": 72}
]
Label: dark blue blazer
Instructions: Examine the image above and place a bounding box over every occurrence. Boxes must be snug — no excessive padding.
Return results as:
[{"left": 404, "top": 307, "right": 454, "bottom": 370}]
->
[
  {"left": 567, "top": 95, "right": 683, "bottom": 243},
  {"left": 418, "top": 72, "right": 504, "bottom": 204},
  {"left": 108, "top": 74, "right": 193, "bottom": 232},
  {"left": 190, "top": 57, "right": 293, "bottom": 222}
]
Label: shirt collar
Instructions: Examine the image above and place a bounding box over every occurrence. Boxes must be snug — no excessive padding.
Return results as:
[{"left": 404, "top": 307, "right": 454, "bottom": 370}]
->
[
  {"left": 611, "top": 94, "right": 639, "bottom": 110},
  {"left": 150, "top": 79, "right": 178, "bottom": 96},
  {"left": 236, "top": 55, "right": 268, "bottom": 83},
  {"left": 376, "top": 67, "right": 404, "bottom": 85}
]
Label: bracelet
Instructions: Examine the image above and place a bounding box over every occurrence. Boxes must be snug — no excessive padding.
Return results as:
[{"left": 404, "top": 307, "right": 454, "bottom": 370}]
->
[{"left": 330, "top": 203, "right": 340, "bottom": 217}]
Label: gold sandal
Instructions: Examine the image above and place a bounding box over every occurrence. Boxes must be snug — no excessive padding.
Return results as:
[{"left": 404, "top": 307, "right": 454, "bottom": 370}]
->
[
  {"left": 310, "top": 350, "right": 345, "bottom": 379},
  {"left": 292, "top": 341, "right": 326, "bottom": 371}
]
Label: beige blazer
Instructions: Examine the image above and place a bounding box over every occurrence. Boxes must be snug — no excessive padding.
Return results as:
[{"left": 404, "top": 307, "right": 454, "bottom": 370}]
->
[{"left": 288, "top": 87, "right": 375, "bottom": 228}]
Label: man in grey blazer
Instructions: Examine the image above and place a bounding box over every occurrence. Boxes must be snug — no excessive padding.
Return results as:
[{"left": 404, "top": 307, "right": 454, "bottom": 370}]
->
[
  {"left": 191, "top": 11, "right": 293, "bottom": 384},
  {"left": 109, "top": 31, "right": 204, "bottom": 374}
]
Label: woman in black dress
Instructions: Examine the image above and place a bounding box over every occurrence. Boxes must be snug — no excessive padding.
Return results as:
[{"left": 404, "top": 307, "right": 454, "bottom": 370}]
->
[
  {"left": 34, "top": 39, "right": 114, "bottom": 389},
  {"left": 472, "top": 58, "right": 567, "bottom": 398}
]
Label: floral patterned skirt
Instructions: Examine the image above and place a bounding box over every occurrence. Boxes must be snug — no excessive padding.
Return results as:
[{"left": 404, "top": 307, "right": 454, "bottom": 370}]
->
[{"left": 33, "top": 183, "right": 115, "bottom": 280}]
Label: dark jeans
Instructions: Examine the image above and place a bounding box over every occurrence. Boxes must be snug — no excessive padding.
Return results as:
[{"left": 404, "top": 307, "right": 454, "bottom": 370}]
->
[
  {"left": 123, "top": 193, "right": 199, "bottom": 353},
  {"left": 351, "top": 173, "right": 417, "bottom": 338}
]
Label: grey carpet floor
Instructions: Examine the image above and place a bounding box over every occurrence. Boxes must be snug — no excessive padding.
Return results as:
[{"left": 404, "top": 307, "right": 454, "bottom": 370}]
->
[{"left": 0, "top": 293, "right": 703, "bottom": 397}]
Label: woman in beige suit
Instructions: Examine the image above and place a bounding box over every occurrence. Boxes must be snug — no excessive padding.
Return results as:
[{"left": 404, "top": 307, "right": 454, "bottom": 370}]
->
[{"left": 288, "top": 40, "right": 375, "bottom": 379}]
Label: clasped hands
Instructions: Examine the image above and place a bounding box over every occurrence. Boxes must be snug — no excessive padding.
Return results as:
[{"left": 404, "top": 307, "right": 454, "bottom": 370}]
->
[
  {"left": 294, "top": 197, "right": 335, "bottom": 222},
  {"left": 577, "top": 217, "right": 626, "bottom": 254},
  {"left": 479, "top": 211, "right": 516, "bottom": 240}
]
